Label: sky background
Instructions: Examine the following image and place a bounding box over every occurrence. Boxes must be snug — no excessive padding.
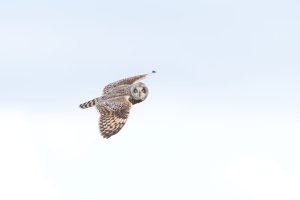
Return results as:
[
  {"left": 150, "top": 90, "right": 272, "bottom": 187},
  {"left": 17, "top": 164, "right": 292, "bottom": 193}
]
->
[{"left": 0, "top": 0, "right": 300, "bottom": 199}]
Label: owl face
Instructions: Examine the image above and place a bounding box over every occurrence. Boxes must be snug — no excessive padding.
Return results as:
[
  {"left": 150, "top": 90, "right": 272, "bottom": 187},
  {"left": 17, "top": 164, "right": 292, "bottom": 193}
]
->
[{"left": 130, "top": 82, "right": 148, "bottom": 101}]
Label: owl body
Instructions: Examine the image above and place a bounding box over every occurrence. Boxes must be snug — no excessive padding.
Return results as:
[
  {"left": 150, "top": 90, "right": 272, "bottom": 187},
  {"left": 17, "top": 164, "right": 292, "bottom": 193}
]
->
[{"left": 79, "top": 71, "right": 155, "bottom": 138}]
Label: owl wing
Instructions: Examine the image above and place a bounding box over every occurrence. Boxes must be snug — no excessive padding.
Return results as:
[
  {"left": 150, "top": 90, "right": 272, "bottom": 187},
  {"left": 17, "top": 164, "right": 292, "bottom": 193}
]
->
[
  {"left": 96, "top": 96, "right": 132, "bottom": 138},
  {"left": 103, "top": 71, "right": 156, "bottom": 95}
]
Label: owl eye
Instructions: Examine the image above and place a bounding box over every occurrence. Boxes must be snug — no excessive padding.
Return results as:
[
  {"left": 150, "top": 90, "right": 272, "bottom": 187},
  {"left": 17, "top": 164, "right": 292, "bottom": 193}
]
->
[
  {"left": 134, "top": 89, "right": 138, "bottom": 93},
  {"left": 141, "top": 88, "right": 146, "bottom": 93}
]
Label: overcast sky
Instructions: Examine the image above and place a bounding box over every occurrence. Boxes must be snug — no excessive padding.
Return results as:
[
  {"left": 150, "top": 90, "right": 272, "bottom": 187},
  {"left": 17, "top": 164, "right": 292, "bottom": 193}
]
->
[{"left": 0, "top": 0, "right": 300, "bottom": 200}]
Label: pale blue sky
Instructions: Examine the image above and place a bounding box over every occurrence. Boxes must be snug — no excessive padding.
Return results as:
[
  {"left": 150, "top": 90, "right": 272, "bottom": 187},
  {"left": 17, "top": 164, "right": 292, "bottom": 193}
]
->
[{"left": 0, "top": 0, "right": 300, "bottom": 200}]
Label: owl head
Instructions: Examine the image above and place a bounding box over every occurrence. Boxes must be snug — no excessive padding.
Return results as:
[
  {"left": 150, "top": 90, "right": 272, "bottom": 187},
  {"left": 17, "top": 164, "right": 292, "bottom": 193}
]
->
[{"left": 130, "top": 82, "right": 148, "bottom": 101}]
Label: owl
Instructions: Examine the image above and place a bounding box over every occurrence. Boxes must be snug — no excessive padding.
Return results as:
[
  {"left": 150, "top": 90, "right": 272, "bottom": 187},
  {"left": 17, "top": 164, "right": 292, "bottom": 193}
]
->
[{"left": 79, "top": 71, "right": 156, "bottom": 138}]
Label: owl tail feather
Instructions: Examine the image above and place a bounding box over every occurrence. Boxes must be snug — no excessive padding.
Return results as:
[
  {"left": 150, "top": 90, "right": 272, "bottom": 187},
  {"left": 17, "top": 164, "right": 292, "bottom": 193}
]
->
[{"left": 79, "top": 98, "right": 99, "bottom": 109}]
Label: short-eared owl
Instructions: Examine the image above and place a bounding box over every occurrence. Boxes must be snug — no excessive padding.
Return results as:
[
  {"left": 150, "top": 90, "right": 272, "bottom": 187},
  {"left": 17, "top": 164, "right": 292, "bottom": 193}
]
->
[{"left": 79, "top": 71, "right": 156, "bottom": 138}]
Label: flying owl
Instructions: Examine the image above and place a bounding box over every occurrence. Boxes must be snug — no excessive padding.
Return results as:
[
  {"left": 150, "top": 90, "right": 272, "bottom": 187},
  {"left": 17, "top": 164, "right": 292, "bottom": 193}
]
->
[{"left": 79, "top": 71, "right": 156, "bottom": 138}]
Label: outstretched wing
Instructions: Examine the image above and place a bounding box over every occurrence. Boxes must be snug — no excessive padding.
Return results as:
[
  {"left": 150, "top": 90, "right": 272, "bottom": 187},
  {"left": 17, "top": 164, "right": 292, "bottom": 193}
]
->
[
  {"left": 96, "top": 96, "right": 132, "bottom": 138},
  {"left": 103, "top": 71, "right": 156, "bottom": 95}
]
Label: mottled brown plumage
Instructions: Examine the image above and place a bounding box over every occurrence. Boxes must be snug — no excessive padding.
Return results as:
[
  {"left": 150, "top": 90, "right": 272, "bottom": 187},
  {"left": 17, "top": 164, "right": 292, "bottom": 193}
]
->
[
  {"left": 96, "top": 96, "right": 131, "bottom": 138},
  {"left": 79, "top": 71, "right": 155, "bottom": 138}
]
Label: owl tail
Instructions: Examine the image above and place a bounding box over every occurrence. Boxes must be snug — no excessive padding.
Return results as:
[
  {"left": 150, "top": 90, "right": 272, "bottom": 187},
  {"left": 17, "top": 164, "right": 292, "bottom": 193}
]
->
[{"left": 79, "top": 98, "right": 99, "bottom": 109}]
